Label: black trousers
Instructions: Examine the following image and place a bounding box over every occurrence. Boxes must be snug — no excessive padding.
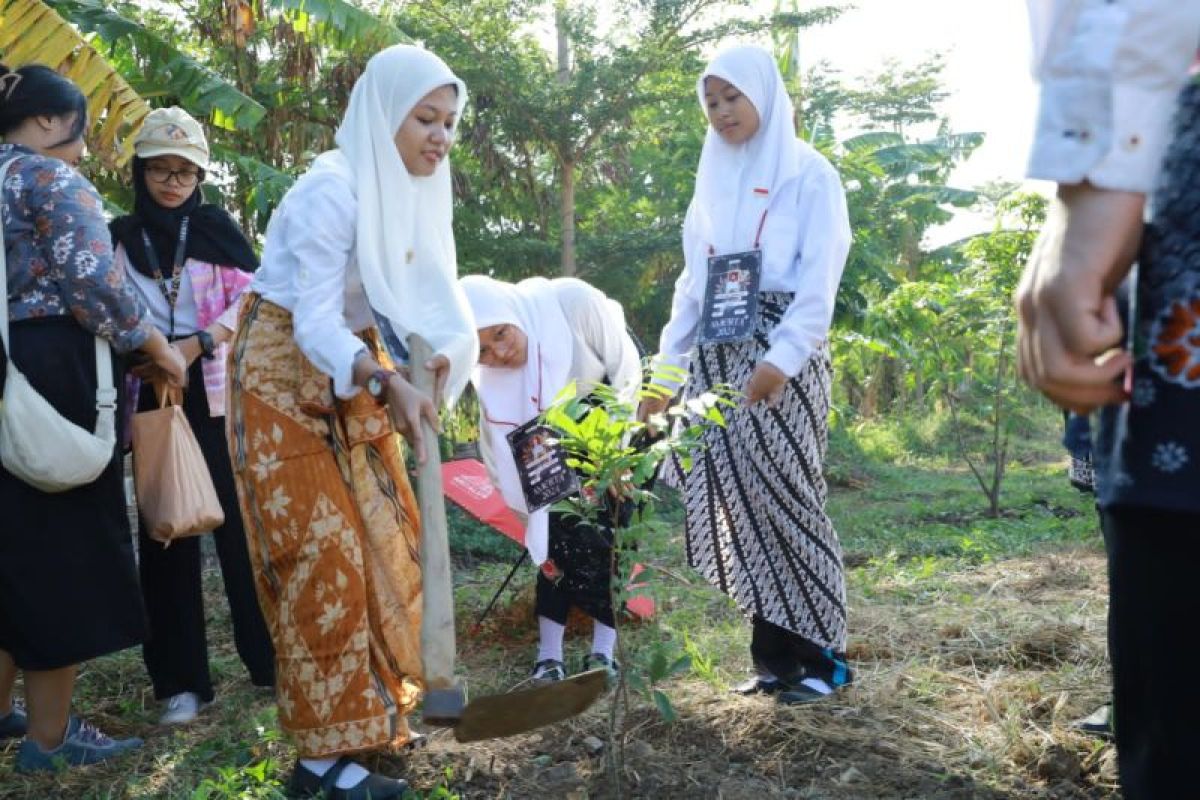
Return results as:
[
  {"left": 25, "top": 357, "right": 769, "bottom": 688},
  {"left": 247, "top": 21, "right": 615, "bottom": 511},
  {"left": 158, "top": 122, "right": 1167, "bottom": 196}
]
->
[
  {"left": 750, "top": 615, "right": 853, "bottom": 688},
  {"left": 1101, "top": 505, "right": 1200, "bottom": 800},
  {"left": 136, "top": 360, "right": 274, "bottom": 702}
]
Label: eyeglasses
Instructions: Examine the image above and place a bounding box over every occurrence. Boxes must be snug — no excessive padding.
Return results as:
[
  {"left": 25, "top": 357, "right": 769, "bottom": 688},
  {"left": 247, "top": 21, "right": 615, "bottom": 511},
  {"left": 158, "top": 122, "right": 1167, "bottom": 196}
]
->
[{"left": 145, "top": 164, "right": 202, "bottom": 187}]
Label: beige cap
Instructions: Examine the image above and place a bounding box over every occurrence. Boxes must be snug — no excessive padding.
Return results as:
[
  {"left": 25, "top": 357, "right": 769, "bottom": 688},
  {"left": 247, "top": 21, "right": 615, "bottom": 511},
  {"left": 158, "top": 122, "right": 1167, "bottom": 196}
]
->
[{"left": 133, "top": 106, "right": 209, "bottom": 170}]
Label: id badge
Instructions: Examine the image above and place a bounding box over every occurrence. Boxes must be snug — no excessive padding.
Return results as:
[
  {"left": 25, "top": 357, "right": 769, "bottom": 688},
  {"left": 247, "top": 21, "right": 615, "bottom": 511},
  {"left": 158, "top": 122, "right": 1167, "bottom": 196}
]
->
[
  {"left": 506, "top": 419, "right": 579, "bottom": 513},
  {"left": 698, "top": 249, "right": 761, "bottom": 344}
]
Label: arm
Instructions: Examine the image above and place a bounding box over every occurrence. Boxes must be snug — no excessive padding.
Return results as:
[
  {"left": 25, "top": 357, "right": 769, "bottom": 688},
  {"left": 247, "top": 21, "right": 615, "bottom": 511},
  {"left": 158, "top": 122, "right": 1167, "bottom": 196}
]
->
[
  {"left": 1026, "top": 0, "right": 1200, "bottom": 193},
  {"left": 32, "top": 165, "right": 152, "bottom": 354},
  {"left": 1016, "top": 0, "right": 1200, "bottom": 411},
  {"left": 761, "top": 159, "right": 851, "bottom": 378},
  {"left": 31, "top": 162, "right": 185, "bottom": 384},
  {"left": 651, "top": 203, "right": 704, "bottom": 390},
  {"left": 283, "top": 176, "right": 376, "bottom": 400}
]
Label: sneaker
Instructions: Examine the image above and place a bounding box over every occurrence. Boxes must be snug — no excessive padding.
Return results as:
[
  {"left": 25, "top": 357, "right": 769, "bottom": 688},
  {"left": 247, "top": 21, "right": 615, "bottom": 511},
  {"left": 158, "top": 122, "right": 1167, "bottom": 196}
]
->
[
  {"left": 582, "top": 653, "right": 620, "bottom": 683},
  {"left": 1071, "top": 703, "right": 1113, "bottom": 739},
  {"left": 287, "top": 757, "right": 409, "bottom": 800},
  {"left": 731, "top": 675, "right": 784, "bottom": 696},
  {"left": 15, "top": 716, "right": 143, "bottom": 773},
  {"left": 158, "top": 692, "right": 207, "bottom": 725},
  {"left": 0, "top": 699, "right": 28, "bottom": 739},
  {"left": 531, "top": 659, "right": 566, "bottom": 685}
]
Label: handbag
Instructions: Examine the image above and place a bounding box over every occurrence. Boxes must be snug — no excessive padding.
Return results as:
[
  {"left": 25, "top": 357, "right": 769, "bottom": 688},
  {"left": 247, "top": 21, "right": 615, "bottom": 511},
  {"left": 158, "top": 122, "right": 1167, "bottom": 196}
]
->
[
  {"left": 0, "top": 157, "right": 119, "bottom": 492},
  {"left": 131, "top": 383, "right": 224, "bottom": 543}
]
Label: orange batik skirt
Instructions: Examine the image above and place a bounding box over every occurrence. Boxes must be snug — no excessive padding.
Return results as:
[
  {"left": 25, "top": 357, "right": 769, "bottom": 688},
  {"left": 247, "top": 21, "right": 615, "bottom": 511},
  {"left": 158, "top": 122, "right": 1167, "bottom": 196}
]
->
[{"left": 226, "top": 293, "right": 423, "bottom": 757}]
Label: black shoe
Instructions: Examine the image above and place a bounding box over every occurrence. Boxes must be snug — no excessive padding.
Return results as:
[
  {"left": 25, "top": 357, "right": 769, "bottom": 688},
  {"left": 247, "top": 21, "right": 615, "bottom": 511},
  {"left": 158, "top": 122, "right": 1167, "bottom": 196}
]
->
[
  {"left": 531, "top": 659, "right": 566, "bottom": 685},
  {"left": 1071, "top": 704, "right": 1113, "bottom": 739},
  {"left": 731, "top": 676, "right": 784, "bottom": 696},
  {"left": 287, "top": 757, "right": 409, "bottom": 800},
  {"left": 777, "top": 682, "right": 835, "bottom": 706}
]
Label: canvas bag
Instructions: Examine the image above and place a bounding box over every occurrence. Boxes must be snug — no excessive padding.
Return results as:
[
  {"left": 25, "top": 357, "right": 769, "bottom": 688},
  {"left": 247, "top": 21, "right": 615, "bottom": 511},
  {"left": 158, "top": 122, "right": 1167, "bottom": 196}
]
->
[
  {"left": 132, "top": 384, "right": 223, "bottom": 543},
  {"left": 0, "top": 157, "right": 119, "bottom": 492}
]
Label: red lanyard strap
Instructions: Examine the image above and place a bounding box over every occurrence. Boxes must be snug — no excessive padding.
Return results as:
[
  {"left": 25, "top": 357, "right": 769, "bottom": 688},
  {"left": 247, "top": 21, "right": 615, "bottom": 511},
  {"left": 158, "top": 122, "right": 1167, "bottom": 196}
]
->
[{"left": 708, "top": 209, "right": 769, "bottom": 256}]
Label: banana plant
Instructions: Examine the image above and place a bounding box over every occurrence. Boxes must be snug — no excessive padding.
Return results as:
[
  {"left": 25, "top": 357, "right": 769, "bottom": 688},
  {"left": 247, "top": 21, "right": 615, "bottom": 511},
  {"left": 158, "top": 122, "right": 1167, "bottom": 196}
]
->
[{"left": 0, "top": 0, "right": 150, "bottom": 167}]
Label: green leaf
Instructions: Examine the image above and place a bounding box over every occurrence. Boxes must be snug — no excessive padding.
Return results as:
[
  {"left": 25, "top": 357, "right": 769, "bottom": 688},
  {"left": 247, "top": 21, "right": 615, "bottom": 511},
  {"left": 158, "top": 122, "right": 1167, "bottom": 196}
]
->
[
  {"left": 46, "top": 0, "right": 267, "bottom": 131},
  {"left": 652, "top": 689, "right": 677, "bottom": 723}
]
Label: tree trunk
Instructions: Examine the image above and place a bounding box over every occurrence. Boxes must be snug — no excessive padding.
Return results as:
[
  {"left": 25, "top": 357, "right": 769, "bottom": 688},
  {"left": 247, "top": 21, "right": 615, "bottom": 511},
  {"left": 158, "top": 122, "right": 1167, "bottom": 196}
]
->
[
  {"left": 555, "top": 3, "right": 576, "bottom": 276},
  {"left": 560, "top": 159, "right": 577, "bottom": 276}
]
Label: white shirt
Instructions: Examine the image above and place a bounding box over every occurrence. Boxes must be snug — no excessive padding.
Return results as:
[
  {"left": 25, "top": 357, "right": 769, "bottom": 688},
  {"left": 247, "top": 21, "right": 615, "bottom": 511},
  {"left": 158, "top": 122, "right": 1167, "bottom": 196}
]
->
[
  {"left": 1027, "top": 0, "right": 1200, "bottom": 192},
  {"left": 118, "top": 246, "right": 201, "bottom": 337},
  {"left": 251, "top": 167, "right": 375, "bottom": 398},
  {"left": 655, "top": 150, "right": 851, "bottom": 383}
]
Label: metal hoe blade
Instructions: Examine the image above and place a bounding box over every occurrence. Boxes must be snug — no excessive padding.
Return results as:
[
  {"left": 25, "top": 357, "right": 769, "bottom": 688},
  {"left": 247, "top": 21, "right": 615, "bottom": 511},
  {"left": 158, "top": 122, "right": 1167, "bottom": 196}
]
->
[{"left": 452, "top": 669, "right": 609, "bottom": 743}]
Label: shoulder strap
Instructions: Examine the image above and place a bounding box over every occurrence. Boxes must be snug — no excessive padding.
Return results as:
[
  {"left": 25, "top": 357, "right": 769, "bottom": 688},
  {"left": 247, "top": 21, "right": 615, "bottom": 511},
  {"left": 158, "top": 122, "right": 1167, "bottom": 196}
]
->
[{"left": 0, "top": 155, "right": 116, "bottom": 440}]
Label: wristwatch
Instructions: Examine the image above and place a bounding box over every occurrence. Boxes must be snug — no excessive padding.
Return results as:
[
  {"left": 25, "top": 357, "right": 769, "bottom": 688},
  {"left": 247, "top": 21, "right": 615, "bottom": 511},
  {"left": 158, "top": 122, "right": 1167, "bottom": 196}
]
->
[
  {"left": 366, "top": 369, "right": 395, "bottom": 404},
  {"left": 195, "top": 330, "right": 216, "bottom": 360}
]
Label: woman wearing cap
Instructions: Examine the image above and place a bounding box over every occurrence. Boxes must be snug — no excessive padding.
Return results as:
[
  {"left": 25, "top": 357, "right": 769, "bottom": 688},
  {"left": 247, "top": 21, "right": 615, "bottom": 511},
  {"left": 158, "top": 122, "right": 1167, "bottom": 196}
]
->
[
  {"left": 226, "top": 45, "right": 476, "bottom": 799},
  {"left": 638, "top": 45, "right": 853, "bottom": 704},
  {"left": 460, "top": 275, "right": 641, "bottom": 684},
  {"left": 110, "top": 106, "right": 274, "bottom": 726},
  {"left": 0, "top": 64, "right": 186, "bottom": 772}
]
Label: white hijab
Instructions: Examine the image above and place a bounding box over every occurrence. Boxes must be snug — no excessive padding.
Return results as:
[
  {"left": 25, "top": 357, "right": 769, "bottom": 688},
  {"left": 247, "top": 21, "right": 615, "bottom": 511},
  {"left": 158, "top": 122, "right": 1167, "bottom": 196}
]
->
[
  {"left": 460, "top": 275, "right": 573, "bottom": 565},
  {"left": 687, "top": 44, "right": 804, "bottom": 275},
  {"left": 307, "top": 44, "right": 478, "bottom": 402}
]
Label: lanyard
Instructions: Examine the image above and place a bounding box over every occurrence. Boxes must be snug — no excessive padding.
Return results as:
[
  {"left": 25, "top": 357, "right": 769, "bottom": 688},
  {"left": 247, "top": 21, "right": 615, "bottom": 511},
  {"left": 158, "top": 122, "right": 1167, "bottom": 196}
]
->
[
  {"left": 708, "top": 209, "right": 769, "bottom": 257},
  {"left": 140, "top": 216, "right": 190, "bottom": 337},
  {"left": 482, "top": 344, "right": 546, "bottom": 429}
]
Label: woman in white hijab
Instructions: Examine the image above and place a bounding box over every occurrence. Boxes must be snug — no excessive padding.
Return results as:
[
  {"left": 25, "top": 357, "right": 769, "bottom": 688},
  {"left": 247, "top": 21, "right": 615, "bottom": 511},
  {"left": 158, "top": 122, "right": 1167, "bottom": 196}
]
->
[
  {"left": 226, "top": 45, "right": 477, "bottom": 800},
  {"left": 639, "top": 44, "right": 853, "bottom": 705},
  {"left": 460, "top": 275, "right": 641, "bottom": 683}
]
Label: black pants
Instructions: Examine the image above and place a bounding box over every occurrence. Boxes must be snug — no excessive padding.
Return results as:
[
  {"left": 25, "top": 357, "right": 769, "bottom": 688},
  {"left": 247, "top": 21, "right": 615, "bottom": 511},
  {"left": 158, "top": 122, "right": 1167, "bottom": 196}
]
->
[
  {"left": 136, "top": 360, "right": 274, "bottom": 701},
  {"left": 750, "top": 615, "right": 852, "bottom": 688},
  {"left": 1101, "top": 506, "right": 1200, "bottom": 799}
]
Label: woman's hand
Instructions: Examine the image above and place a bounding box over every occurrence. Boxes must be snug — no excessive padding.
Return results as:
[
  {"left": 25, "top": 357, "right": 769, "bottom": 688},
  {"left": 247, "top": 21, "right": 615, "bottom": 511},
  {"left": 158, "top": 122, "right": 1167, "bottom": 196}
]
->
[
  {"left": 744, "top": 361, "right": 787, "bottom": 407},
  {"left": 385, "top": 372, "right": 440, "bottom": 465},
  {"left": 425, "top": 353, "right": 451, "bottom": 406},
  {"left": 636, "top": 393, "right": 671, "bottom": 436},
  {"left": 177, "top": 335, "right": 203, "bottom": 369},
  {"left": 137, "top": 330, "right": 188, "bottom": 387}
]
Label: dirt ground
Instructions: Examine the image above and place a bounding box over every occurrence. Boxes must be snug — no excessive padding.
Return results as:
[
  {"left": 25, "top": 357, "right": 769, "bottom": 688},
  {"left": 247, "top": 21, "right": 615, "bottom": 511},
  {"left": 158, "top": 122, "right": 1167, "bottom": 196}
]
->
[{"left": 384, "top": 549, "right": 1117, "bottom": 799}]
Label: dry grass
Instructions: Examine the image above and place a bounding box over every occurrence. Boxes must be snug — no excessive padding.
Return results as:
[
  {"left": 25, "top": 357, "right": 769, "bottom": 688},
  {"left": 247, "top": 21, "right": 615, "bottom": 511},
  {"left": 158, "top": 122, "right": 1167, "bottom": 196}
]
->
[{"left": 0, "top": 498, "right": 1117, "bottom": 798}]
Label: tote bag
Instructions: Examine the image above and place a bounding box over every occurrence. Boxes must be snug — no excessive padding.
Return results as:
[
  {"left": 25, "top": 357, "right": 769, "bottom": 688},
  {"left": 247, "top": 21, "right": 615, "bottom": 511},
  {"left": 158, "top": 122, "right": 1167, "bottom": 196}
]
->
[
  {"left": 0, "top": 157, "right": 118, "bottom": 492},
  {"left": 132, "top": 384, "right": 224, "bottom": 543}
]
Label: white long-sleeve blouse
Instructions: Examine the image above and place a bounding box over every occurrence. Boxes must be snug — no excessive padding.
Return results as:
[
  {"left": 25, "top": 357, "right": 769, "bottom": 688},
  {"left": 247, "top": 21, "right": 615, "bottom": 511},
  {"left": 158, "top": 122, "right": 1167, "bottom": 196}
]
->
[{"left": 654, "top": 147, "right": 851, "bottom": 384}]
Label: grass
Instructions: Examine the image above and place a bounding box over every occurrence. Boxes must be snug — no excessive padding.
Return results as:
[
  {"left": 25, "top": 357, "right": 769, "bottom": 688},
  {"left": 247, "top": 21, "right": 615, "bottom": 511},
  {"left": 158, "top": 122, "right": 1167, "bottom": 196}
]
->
[{"left": 0, "top": 407, "right": 1117, "bottom": 799}]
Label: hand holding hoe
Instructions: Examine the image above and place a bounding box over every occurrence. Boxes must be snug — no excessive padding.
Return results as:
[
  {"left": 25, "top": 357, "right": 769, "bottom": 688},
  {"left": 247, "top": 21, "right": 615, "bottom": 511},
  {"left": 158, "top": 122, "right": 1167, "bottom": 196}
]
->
[{"left": 408, "top": 335, "right": 608, "bottom": 743}]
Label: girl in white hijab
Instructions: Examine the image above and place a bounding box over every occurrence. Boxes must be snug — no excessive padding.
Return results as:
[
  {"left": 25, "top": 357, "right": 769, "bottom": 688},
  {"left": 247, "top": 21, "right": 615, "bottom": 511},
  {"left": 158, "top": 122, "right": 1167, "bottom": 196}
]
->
[
  {"left": 640, "top": 44, "right": 854, "bottom": 704},
  {"left": 227, "top": 45, "right": 476, "bottom": 800},
  {"left": 461, "top": 275, "right": 640, "bottom": 684}
]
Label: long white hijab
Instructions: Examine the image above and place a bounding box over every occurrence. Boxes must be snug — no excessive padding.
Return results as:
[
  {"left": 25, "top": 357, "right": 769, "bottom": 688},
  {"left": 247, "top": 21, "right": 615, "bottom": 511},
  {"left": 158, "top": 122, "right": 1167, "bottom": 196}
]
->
[
  {"left": 307, "top": 44, "right": 478, "bottom": 401},
  {"left": 686, "top": 44, "right": 804, "bottom": 281},
  {"left": 460, "top": 275, "right": 573, "bottom": 565}
]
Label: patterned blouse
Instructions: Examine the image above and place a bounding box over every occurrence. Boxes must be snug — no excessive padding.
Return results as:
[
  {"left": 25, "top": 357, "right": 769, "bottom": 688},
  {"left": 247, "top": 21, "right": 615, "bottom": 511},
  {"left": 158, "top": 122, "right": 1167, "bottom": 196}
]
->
[{"left": 1, "top": 143, "right": 149, "bottom": 353}]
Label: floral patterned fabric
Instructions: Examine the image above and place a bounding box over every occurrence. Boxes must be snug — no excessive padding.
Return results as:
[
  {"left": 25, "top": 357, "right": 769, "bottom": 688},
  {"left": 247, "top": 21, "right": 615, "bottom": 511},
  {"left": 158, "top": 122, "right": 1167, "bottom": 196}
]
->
[
  {"left": 1095, "top": 81, "right": 1200, "bottom": 512},
  {"left": 1, "top": 144, "right": 149, "bottom": 353},
  {"left": 226, "top": 294, "right": 424, "bottom": 757}
]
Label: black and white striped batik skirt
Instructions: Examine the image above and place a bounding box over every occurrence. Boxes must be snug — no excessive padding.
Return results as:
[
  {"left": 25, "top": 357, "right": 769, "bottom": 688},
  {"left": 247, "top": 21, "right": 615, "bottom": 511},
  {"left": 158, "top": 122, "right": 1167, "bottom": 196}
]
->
[{"left": 665, "top": 292, "right": 847, "bottom": 650}]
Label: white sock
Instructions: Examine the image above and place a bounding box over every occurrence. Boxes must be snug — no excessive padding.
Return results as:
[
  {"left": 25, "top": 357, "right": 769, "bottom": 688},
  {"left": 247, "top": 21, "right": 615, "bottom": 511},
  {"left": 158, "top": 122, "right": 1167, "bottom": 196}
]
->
[
  {"left": 800, "top": 677, "right": 833, "bottom": 695},
  {"left": 591, "top": 621, "right": 617, "bottom": 659},
  {"left": 536, "top": 616, "right": 565, "bottom": 663},
  {"left": 300, "top": 758, "right": 371, "bottom": 789}
]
